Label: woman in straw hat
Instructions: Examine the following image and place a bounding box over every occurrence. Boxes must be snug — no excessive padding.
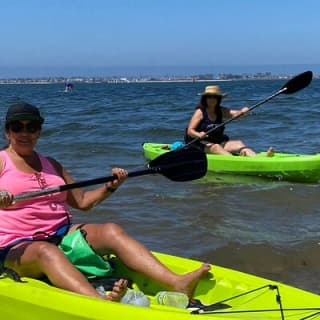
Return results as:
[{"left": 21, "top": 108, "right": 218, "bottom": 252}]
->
[{"left": 185, "top": 86, "right": 273, "bottom": 156}]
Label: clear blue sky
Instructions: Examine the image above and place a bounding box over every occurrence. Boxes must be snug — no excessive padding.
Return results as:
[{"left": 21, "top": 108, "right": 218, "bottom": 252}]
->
[{"left": 1, "top": 0, "right": 319, "bottom": 77}]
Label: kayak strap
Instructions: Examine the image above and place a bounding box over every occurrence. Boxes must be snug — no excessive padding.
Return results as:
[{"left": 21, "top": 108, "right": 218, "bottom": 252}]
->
[
  {"left": 192, "top": 307, "right": 320, "bottom": 319},
  {"left": 0, "top": 264, "right": 24, "bottom": 282},
  {"left": 188, "top": 299, "right": 230, "bottom": 310},
  {"left": 189, "top": 285, "right": 320, "bottom": 319},
  {"left": 191, "top": 284, "right": 285, "bottom": 320}
]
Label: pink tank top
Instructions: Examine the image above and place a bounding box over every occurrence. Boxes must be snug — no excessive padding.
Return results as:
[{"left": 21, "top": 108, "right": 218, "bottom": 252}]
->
[{"left": 0, "top": 150, "right": 72, "bottom": 248}]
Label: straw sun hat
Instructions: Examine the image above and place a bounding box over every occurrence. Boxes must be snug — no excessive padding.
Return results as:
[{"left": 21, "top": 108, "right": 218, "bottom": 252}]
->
[{"left": 198, "top": 86, "right": 228, "bottom": 98}]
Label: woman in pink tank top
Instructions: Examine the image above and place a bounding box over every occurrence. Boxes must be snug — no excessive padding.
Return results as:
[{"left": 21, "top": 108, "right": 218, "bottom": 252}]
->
[{"left": 0, "top": 102, "right": 211, "bottom": 303}]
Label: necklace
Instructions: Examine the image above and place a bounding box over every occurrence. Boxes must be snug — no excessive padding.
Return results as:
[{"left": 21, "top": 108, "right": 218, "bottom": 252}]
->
[
  {"left": 7, "top": 146, "right": 41, "bottom": 172},
  {"left": 8, "top": 146, "right": 34, "bottom": 158}
]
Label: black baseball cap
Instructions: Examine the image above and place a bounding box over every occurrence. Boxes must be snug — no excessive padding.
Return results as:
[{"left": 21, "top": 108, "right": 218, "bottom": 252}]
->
[{"left": 6, "top": 102, "right": 44, "bottom": 124}]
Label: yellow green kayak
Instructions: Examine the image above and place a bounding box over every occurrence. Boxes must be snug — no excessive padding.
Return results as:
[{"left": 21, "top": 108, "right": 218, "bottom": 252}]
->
[
  {"left": 143, "top": 142, "right": 320, "bottom": 183},
  {"left": 1, "top": 251, "right": 319, "bottom": 319}
]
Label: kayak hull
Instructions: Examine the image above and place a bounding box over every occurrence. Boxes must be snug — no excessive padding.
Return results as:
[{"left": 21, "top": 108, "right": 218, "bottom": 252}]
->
[
  {"left": 1, "top": 251, "right": 319, "bottom": 319},
  {"left": 143, "top": 143, "right": 320, "bottom": 183}
]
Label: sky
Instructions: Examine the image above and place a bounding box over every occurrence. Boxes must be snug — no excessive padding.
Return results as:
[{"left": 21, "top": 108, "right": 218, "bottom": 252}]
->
[{"left": 0, "top": 0, "right": 320, "bottom": 77}]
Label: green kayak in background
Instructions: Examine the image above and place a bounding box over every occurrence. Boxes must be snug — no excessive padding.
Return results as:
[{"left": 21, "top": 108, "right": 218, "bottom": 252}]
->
[
  {"left": 143, "top": 143, "right": 320, "bottom": 183},
  {"left": 1, "top": 251, "right": 319, "bottom": 319}
]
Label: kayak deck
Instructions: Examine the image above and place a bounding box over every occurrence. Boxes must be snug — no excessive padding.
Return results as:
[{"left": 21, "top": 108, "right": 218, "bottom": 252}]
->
[
  {"left": 143, "top": 143, "right": 320, "bottom": 183},
  {"left": 1, "top": 252, "right": 319, "bottom": 320}
]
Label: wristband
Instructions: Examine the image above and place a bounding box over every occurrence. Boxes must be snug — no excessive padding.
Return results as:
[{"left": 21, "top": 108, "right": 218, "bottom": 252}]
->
[{"left": 106, "top": 186, "right": 117, "bottom": 193}]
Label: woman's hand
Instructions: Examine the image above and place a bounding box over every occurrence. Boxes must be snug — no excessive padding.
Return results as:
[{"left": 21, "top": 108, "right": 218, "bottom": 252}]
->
[
  {"left": 240, "top": 106, "right": 250, "bottom": 115},
  {"left": 0, "top": 190, "right": 13, "bottom": 208},
  {"left": 105, "top": 168, "right": 128, "bottom": 193},
  {"left": 197, "top": 131, "right": 208, "bottom": 139}
]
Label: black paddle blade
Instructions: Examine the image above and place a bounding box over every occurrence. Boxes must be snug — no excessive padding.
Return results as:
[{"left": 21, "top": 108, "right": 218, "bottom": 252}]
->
[
  {"left": 281, "top": 70, "right": 313, "bottom": 94},
  {"left": 148, "top": 147, "right": 207, "bottom": 182}
]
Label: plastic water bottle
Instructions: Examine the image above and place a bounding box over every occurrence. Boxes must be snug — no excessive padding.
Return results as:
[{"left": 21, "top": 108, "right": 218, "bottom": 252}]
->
[
  {"left": 120, "top": 289, "right": 150, "bottom": 307},
  {"left": 155, "top": 291, "right": 189, "bottom": 309},
  {"left": 96, "top": 285, "right": 106, "bottom": 297}
]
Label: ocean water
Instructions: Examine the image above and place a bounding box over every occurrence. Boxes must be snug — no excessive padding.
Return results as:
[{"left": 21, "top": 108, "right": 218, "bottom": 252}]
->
[{"left": 0, "top": 76, "right": 319, "bottom": 294}]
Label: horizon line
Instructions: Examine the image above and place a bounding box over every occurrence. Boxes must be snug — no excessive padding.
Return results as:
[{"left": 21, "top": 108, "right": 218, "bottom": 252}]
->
[{"left": 0, "top": 63, "right": 319, "bottom": 79}]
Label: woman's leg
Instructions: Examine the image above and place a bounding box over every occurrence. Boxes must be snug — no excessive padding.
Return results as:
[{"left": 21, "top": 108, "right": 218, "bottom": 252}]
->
[
  {"left": 79, "top": 223, "right": 211, "bottom": 298},
  {"left": 224, "top": 140, "right": 257, "bottom": 156},
  {"left": 239, "top": 147, "right": 257, "bottom": 157},
  {"left": 4, "top": 241, "right": 127, "bottom": 301},
  {"left": 205, "top": 143, "right": 232, "bottom": 155}
]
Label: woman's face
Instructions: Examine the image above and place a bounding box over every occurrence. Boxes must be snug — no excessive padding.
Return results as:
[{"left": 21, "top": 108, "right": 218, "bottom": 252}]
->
[
  {"left": 206, "top": 95, "right": 219, "bottom": 107},
  {"left": 5, "top": 120, "right": 42, "bottom": 153}
]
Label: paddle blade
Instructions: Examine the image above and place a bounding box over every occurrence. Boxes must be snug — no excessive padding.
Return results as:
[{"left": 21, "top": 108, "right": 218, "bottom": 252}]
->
[
  {"left": 148, "top": 147, "right": 207, "bottom": 182},
  {"left": 281, "top": 70, "right": 313, "bottom": 94}
]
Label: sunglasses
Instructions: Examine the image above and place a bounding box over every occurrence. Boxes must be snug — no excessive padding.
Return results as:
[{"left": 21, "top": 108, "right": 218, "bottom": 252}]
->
[
  {"left": 206, "top": 95, "right": 219, "bottom": 99},
  {"left": 9, "top": 121, "right": 42, "bottom": 134}
]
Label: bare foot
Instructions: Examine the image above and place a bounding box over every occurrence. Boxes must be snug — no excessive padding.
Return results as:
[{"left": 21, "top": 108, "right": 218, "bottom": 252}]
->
[
  {"left": 171, "top": 263, "right": 211, "bottom": 298},
  {"left": 266, "top": 147, "right": 275, "bottom": 157},
  {"left": 105, "top": 279, "right": 128, "bottom": 302}
]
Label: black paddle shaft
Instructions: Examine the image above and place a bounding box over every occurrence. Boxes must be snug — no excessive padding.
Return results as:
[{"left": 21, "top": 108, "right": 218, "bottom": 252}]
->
[
  {"left": 13, "top": 147, "right": 207, "bottom": 202},
  {"left": 184, "top": 71, "right": 313, "bottom": 148}
]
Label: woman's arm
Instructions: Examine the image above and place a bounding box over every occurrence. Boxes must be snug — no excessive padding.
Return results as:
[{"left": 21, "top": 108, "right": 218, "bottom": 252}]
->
[
  {"left": 223, "top": 106, "right": 249, "bottom": 119},
  {"left": 0, "top": 154, "right": 13, "bottom": 209},
  {"left": 187, "top": 109, "right": 207, "bottom": 139},
  {"left": 49, "top": 157, "right": 127, "bottom": 211}
]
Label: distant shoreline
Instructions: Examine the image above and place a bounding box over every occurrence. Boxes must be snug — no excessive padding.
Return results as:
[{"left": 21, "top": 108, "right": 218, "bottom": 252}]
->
[{"left": 1, "top": 72, "right": 318, "bottom": 85}]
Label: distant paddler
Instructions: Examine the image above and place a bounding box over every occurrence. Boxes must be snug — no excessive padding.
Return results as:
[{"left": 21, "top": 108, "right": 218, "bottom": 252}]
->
[{"left": 64, "top": 82, "right": 73, "bottom": 92}]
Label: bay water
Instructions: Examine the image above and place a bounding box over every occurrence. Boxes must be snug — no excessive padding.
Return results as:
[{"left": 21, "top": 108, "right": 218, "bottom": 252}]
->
[{"left": 0, "top": 77, "right": 319, "bottom": 294}]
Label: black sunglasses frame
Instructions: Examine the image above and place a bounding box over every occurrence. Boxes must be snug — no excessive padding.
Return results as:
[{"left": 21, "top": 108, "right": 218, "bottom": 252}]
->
[{"left": 8, "top": 120, "right": 42, "bottom": 134}]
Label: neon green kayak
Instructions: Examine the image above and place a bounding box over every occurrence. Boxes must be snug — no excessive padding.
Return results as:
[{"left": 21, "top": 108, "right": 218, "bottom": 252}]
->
[
  {"left": 1, "top": 251, "right": 319, "bottom": 320},
  {"left": 143, "top": 142, "right": 320, "bottom": 183}
]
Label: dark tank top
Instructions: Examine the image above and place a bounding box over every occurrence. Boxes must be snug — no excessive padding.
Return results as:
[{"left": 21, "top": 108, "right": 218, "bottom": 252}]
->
[{"left": 185, "top": 108, "right": 229, "bottom": 144}]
